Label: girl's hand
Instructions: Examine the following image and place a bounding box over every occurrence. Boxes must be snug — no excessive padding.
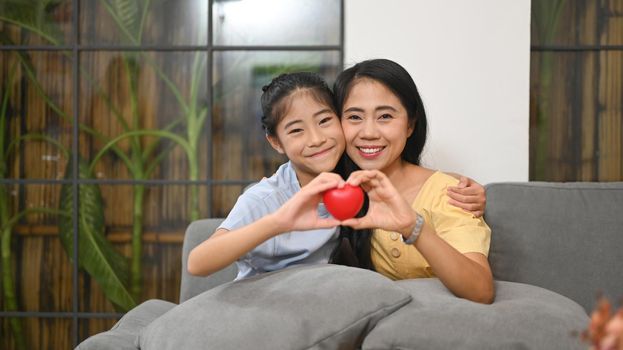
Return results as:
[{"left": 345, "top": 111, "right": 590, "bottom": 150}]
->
[
  {"left": 447, "top": 176, "right": 486, "bottom": 217},
  {"left": 272, "top": 172, "right": 343, "bottom": 232},
  {"left": 341, "top": 170, "right": 416, "bottom": 236}
]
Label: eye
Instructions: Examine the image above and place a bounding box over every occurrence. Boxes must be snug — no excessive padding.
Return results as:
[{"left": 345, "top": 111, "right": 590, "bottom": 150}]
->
[
  {"left": 379, "top": 113, "right": 393, "bottom": 120},
  {"left": 287, "top": 128, "right": 303, "bottom": 135},
  {"left": 346, "top": 114, "right": 362, "bottom": 121},
  {"left": 319, "top": 116, "right": 333, "bottom": 125}
]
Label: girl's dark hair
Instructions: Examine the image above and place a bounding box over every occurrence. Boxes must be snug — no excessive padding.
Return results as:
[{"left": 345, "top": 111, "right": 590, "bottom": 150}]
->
[
  {"left": 330, "top": 59, "right": 429, "bottom": 270},
  {"left": 333, "top": 58, "right": 428, "bottom": 165},
  {"left": 260, "top": 72, "right": 336, "bottom": 136}
]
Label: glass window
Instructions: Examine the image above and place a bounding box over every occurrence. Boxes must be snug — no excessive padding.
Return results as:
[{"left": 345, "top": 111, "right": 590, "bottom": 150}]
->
[
  {"left": 212, "top": 50, "right": 341, "bottom": 182},
  {"left": 1, "top": 1, "right": 343, "bottom": 348},
  {"left": 80, "top": 0, "right": 208, "bottom": 45},
  {"left": 213, "top": 0, "right": 340, "bottom": 46}
]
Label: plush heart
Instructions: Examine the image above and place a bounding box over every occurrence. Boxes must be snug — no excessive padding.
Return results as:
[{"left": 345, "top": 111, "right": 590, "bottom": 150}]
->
[{"left": 322, "top": 184, "right": 364, "bottom": 220}]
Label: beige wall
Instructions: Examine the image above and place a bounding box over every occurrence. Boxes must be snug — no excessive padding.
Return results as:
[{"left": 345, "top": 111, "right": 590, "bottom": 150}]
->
[{"left": 344, "top": 0, "right": 531, "bottom": 184}]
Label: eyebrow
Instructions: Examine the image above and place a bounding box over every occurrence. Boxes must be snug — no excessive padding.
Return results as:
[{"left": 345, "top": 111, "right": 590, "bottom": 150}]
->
[
  {"left": 343, "top": 105, "right": 398, "bottom": 114},
  {"left": 313, "top": 108, "right": 334, "bottom": 117},
  {"left": 283, "top": 109, "right": 333, "bottom": 130}
]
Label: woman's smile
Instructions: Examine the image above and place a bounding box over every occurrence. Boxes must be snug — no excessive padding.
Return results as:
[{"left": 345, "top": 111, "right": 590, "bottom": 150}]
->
[{"left": 357, "top": 146, "right": 386, "bottom": 159}]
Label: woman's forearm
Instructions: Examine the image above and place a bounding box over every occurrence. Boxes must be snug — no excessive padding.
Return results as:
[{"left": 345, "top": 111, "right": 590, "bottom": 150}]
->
[
  {"left": 410, "top": 223, "right": 494, "bottom": 304},
  {"left": 187, "top": 214, "right": 281, "bottom": 276}
]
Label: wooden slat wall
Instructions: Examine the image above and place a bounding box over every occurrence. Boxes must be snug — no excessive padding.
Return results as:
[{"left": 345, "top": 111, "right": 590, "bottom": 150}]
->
[{"left": 531, "top": 0, "right": 623, "bottom": 181}]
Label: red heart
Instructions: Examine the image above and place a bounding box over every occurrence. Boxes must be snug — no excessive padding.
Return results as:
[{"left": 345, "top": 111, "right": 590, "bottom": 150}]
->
[{"left": 322, "top": 184, "right": 364, "bottom": 220}]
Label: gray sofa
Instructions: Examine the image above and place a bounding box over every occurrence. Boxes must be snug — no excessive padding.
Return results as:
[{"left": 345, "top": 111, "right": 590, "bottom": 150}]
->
[{"left": 77, "top": 182, "right": 623, "bottom": 349}]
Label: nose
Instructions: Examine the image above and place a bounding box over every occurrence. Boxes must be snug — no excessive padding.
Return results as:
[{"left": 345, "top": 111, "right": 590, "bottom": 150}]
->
[
  {"left": 359, "top": 118, "right": 380, "bottom": 139},
  {"left": 307, "top": 126, "right": 327, "bottom": 147}
]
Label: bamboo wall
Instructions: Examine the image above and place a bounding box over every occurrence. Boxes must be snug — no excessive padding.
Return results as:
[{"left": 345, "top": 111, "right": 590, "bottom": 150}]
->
[{"left": 530, "top": 0, "right": 623, "bottom": 181}]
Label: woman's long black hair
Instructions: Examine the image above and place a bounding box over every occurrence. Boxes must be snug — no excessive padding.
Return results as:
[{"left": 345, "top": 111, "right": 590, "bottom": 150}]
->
[{"left": 330, "top": 59, "right": 429, "bottom": 270}]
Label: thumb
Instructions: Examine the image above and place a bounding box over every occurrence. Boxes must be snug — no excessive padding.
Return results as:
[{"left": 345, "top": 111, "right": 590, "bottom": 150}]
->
[
  {"left": 458, "top": 176, "right": 469, "bottom": 188},
  {"left": 341, "top": 217, "right": 371, "bottom": 230}
]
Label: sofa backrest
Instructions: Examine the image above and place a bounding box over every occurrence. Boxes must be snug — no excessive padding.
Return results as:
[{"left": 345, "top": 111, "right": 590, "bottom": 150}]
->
[
  {"left": 180, "top": 182, "right": 623, "bottom": 312},
  {"left": 180, "top": 218, "right": 237, "bottom": 302},
  {"left": 485, "top": 182, "right": 623, "bottom": 313}
]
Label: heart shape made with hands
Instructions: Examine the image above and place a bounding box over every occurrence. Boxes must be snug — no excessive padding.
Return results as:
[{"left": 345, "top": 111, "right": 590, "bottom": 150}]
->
[{"left": 322, "top": 184, "right": 364, "bottom": 220}]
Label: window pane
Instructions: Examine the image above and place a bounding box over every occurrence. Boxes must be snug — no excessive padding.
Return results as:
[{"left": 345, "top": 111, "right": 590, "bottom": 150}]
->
[
  {"left": 1, "top": 317, "right": 72, "bottom": 350},
  {"left": 1, "top": 51, "right": 72, "bottom": 179},
  {"left": 530, "top": 51, "right": 623, "bottom": 181},
  {"left": 0, "top": 0, "right": 73, "bottom": 45},
  {"left": 78, "top": 51, "right": 209, "bottom": 180},
  {"left": 212, "top": 50, "right": 341, "bottom": 183},
  {"left": 1, "top": 184, "right": 73, "bottom": 312},
  {"left": 213, "top": 0, "right": 340, "bottom": 46},
  {"left": 531, "top": 0, "right": 623, "bottom": 46},
  {"left": 80, "top": 0, "right": 208, "bottom": 45},
  {"left": 212, "top": 184, "right": 247, "bottom": 218},
  {"left": 79, "top": 184, "right": 207, "bottom": 312}
]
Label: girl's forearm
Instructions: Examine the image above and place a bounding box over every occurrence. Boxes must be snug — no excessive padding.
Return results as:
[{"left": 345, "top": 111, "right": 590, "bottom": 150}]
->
[
  {"left": 412, "top": 223, "right": 494, "bottom": 304},
  {"left": 187, "top": 214, "right": 281, "bottom": 276}
]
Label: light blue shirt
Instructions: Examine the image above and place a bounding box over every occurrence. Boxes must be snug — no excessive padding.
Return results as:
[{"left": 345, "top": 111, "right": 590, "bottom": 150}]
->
[{"left": 218, "top": 162, "right": 339, "bottom": 280}]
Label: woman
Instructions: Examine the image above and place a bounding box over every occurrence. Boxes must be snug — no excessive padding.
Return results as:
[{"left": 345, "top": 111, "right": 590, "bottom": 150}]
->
[{"left": 335, "top": 59, "right": 494, "bottom": 303}]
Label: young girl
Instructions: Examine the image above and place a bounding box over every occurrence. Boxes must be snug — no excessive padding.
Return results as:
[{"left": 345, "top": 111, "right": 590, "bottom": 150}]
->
[
  {"left": 334, "top": 59, "right": 495, "bottom": 303},
  {"left": 187, "top": 72, "right": 346, "bottom": 278},
  {"left": 187, "top": 71, "right": 486, "bottom": 280}
]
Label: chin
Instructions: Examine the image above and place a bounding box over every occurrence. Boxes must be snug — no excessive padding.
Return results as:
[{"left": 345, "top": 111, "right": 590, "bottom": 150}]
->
[{"left": 351, "top": 159, "right": 379, "bottom": 171}]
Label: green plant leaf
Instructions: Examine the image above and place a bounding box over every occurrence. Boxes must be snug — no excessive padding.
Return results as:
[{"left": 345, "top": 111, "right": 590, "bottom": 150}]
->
[
  {"left": 110, "top": 0, "right": 141, "bottom": 43},
  {"left": 0, "top": 0, "right": 65, "bottom": 45},
  {"left": 58, "top": 155, "right": 136, "bottom": 311}
]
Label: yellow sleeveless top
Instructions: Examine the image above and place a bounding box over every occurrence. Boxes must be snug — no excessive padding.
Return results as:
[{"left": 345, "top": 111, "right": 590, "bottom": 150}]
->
[{"left": 371, "top": 171, "right": 491, "bottom": 280}]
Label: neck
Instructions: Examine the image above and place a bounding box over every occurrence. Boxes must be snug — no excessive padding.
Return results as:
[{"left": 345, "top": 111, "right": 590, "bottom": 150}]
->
[
  {"left": 382, "top": 158, "right": 408, "bottom": 182},
  {"left": 292, "top": 167, "right": 314, "bottom": 188}
]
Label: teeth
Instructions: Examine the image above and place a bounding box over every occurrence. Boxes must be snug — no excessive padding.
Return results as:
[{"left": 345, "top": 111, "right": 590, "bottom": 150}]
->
[{"left": 359, "top": 147, "right": 383, "bottom": 154}]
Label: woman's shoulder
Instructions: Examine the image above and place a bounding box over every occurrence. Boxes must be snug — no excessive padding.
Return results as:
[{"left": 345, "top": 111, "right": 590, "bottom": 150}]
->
[
  {"left": 407, "top": 166, "right": 458, "bottom": 191},
  {"left": 411, "top": 168, "right": 459, "bottom": 204}
]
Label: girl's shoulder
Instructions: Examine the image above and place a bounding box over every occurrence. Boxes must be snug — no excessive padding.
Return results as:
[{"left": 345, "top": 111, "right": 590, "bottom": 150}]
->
[{"left": 242, "top": 162, "right": 300, "bottom": 203}]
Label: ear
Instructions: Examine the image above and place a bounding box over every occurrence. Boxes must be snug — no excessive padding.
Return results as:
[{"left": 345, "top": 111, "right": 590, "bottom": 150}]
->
[
  {"left": 266, "top": 134, "right": 285, "bottom": 154},
  {"left": 407, "top": 119, "right": 416, "bottom": 137}
]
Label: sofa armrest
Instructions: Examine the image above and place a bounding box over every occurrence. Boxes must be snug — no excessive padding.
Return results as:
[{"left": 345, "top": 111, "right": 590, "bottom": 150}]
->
[
  {"left": 179, "top": 218, "right": 238, "bottom": 302},
  {"left": 484, "top": 181, "right": 623, "bottom": 313}
]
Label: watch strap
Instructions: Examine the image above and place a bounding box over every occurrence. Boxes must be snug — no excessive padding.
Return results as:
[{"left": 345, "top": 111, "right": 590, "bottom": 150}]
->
[{"left": 402, "top": 212, "right": 424, "bottom": 245}]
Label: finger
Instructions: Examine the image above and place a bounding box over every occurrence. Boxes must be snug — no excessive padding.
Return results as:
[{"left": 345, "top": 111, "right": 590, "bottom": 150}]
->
[
  {"left": 461, "top": 208, "right": 482, "bottom": 217},
  {"left": 471, "top": 210, "right": 484, "bottom": 218},
  {"left": 447, "top": 185, "right": 482, "bottom": 196},
  {"left": 346, "top": 171, "right": 376, "bottom": 187},
  {"left": 340, "top": 218, "right": 360, "bottom": 227},
  {"left": 341, "top": 216, "right": 373, "bottom": 229},
  {"left": 307, "top": 178, "right": 342, "bottom": 195},
  {"left": 447, "top": 191, "right": 478, "bottom": 204},
  {"left": 448, "top": 198, "right": 474, "bottom": 211},
  {"left": 315, "top": 218, "right": 342, "bottom": 228},
  {"left": 457, "top": 176, "right": 468, "bottom": 188},
  {"left": 316, "top": 172, "right": 345, "bottom": 184}
]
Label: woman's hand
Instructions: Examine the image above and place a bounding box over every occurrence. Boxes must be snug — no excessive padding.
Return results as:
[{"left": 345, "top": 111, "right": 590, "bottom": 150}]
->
[
  {"left": 271, "top": 172, "right": 343, "bottom": 232},
  {"left": 447, "top": 176, "right": 486, "bottom": 217},
  {"left": 341, "top": 170, "right": 416, "bottom": 236}
]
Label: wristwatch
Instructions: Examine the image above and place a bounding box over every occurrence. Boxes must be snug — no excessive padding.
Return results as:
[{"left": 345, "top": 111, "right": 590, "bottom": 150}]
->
[{"left": 402, "top": 212, "right": 424, "bottom": 245}]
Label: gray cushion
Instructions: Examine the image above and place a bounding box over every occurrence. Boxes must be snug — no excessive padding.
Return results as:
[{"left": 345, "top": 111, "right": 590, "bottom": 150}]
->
[
  {"left": 180, "top": 218, "right": 237, "bottom": 302},
  {"left": 361, "top": 278, "right": 589, "bottom": 350},
  {"left": 75, "top": 299, "right": 176, "bottom": 350},
  {"left": 484, "top": 182, "right": 623, "bottom": 313},
  {"left": 139, "top": 264, "right": 412, "bottom": 350}
]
